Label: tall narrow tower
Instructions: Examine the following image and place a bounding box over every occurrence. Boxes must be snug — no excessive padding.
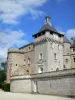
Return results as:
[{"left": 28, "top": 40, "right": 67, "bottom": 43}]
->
[{"left": 33, "top": 16, "right": 64, "bottom": 73}]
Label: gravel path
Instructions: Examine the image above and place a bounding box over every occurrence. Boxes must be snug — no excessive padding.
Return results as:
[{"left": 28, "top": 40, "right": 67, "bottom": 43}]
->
[{"left": 0, "top": 90, "right": 74, "bottom": 100}]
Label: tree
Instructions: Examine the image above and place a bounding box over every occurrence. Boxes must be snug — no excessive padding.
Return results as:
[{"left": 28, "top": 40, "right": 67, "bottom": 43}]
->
[
  {"left": 1, "top": 62, "right": 7, "bottom": 71},
  {"left": 0, "top": 61, "right": 7, "bottom": 83},
  {"left": 0, "top": 70, "right": 6, "bottom": 83}
]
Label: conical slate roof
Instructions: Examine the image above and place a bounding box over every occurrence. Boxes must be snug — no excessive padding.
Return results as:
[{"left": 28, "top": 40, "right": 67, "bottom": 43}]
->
[
  {"left": 63, "top": 36, "right": 70, "bottom": 43},
  {"left": 39, "top": 23, "right": 57, "bottom": 33},
  {"left": 71, "top": 43, "right": 75, "bottom": 48},
  {"left": 32, "top": 16, "right": 64, "bottom": 37},
  {"left": 71, "top": 39, "right": 75, "bottom": 48}
]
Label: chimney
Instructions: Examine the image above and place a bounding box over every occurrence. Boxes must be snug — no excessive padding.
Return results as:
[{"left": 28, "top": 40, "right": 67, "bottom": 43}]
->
[{"left": 45, "top": 16, "right": 50, "bottom": 24}]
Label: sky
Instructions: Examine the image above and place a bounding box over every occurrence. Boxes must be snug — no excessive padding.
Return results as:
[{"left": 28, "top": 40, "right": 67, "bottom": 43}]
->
[{"left": 0, "top": 0, "right": 75, "bottom": 62}]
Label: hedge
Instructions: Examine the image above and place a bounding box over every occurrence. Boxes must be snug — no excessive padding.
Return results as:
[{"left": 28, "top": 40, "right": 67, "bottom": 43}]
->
[{"left": 2, "top": 82, "right": 10, "bottom": 91}]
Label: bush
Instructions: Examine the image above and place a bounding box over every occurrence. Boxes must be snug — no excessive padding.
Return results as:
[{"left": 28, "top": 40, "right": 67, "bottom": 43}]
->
[
  {"left": 0, "top": 82, "right": 3, "bottom": 89},
  {"left": 2, "top": 82, "right": 10, "bottom": 92},
  {"left": 0, "top": 83, "right": 2, "bottom": 88}
]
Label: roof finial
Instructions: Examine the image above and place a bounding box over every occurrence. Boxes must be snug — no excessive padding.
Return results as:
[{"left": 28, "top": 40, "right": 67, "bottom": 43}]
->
[{"left": 45, "top": 16, "right": 50, "bottom": 24}]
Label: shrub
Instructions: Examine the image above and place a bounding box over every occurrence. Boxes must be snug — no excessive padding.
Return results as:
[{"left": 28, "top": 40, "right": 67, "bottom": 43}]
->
[
  {"left": 0, "top": 82, "right": 3, "bottom": 89},
  {"left": 2, "top": 82, "right": 10, "bottom": 92},
  {"left": 0, "top": 83, "right": 2, "bottom": 88}
]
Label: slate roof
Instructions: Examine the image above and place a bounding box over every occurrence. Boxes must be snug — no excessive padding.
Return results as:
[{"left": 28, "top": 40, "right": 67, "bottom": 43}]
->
[
  {"left": 32, "top": 16, "right": 64, "bottom": 37},
  {"left": 63, "top": 36, "right": 70, "bottom": 43},
  {"left": 32, "top": 23, "right": 64, "bottom": 37},
  {"left": 71, "top": 40, "right": 75, "bottom": 48},
  {"left": 39, "top": 23, "right": 57, "bottom": 33},
  {"left": 19, "top": 42, "right": 33, "bottom": 49},
  {"left": 71, "top": 44, "right": 75, "bottom": 48}
]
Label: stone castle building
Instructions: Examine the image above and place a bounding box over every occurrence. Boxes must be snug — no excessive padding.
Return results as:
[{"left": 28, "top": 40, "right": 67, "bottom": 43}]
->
[{"left": 7, "top": 16, "right": 75, "bottom": 97}]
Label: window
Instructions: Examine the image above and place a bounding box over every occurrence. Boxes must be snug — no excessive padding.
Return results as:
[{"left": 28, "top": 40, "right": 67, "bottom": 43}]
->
[
  {"left": 28, "top": 47, "right": 30, "bottom": 51},
  {"left": 56, "top": 68, "right": 59, "bottom": 71},
  {"left": 50, "top": 42, "right": 53, "bottom": 48},
  {"left": 50, "top": 43, "right": 52, "bottom": 48},
  {"left": 73, "top": 49, "right": 75, "bottom": 52},
  {"left": 28, "top": 58, "right": 30, "bottom": 65},
  {"left": 27, "top": 70, "right": 29, "bottom": 73},
  {"left": 24, "top": 59, "right": 26, "bottom": 65},
  {"left": 16, "top": 64, "right": 17, "bottom": 66},
  {"left": 74, "top": 58, "right": 75, "bottom": 62},
  {"left": 38, "top": 67, "right": 43, "bottom": 73},
  {"left": 41, "top": 67, "right": 43, "bottom": 72},
  {"left": 29, "top": 47, "right": 30, "bottom": 49},
  {"left": 65, "top": 59, "right": 68, "bottom": 63},
  {"left": 63, "top": 65, "right": 66, "bottom": 69},
  {"left": 58, "top": 45, "right": 60, "bottom": 50},
  {"left": 39, "top": 53, "right": 43, "bottom": 60},
  {"left": 54, "top": 53, "right": 57, "bottom": 60}
]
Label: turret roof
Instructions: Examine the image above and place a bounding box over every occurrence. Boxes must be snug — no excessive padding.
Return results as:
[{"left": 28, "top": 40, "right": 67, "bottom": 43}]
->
[{"left": 63, "top": 36, "right": 70, "bottom": 43}]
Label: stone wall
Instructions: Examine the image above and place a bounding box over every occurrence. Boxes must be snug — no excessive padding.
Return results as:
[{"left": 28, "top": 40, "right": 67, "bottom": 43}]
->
[
  {"left": 10, "top": 75, "right": 31, "bottom": 93},
  {"left": 31, "top": 69, "right": 75, "bottom": 97},
  {"left": 71, "top": 48, "right": 75, "bottom": 68},
  {"left": 34, "top": 31, "right": 64, "bottom": 73},
  {"left": 10, "top": 69, "right": 75, "bottom": 97},
  {"left": 63, "top": 42, "right": 71, "bottom": 69},
  {"left": 7, "top": 43, "right": 35, "bottom": 83}
]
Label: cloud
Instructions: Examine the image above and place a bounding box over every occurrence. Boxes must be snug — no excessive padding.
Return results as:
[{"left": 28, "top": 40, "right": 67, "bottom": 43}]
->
[
  {"left": 66, "top": 29, "right": 75, "bottom": 40},
  {"left": 0, "top": 0, "right": 48, "bottom": 24},
  {"left": 58, "top": 28, "right": 75, "bottom": 40},
  {"left": 0, "top": 29, "right": 28, "bottom": 61}
]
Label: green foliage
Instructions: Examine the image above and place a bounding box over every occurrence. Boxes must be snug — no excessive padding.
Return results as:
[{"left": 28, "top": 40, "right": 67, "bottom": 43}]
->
[
  {"left": 1, "top": 62, "right": 7, "bottom": 71},
  {"left": 0, "top": 70, "right": 6, "bottom": 83},
  {"left": 0, "top": 61, "right": 7, "bottom": 84},
  {"left": 2, "top": 82, "right": 10, "bottom": 91},
  {"left": 0, "top": 83, "right": 2, "bottom": 88}
]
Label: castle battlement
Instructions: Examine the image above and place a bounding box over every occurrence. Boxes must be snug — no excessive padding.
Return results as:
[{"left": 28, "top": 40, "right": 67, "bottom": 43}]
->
[{"left": 8, "top": 48, "right": 24, "bottom": 53}]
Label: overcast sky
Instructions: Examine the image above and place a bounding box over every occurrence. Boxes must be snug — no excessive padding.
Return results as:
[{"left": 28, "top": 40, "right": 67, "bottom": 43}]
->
[{"left": 0, "top": 0, "right": 75, "bottom": 61}]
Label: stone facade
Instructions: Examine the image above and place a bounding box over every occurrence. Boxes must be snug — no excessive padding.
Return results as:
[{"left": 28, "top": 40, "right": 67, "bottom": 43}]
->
[
  {"left": 10, "top": 75, "right": 31, "bottom": 93},
  {"left": 7, "top": 43, "right": 35, "bottom": 83},
  {"left": 34, "top": 31, "right": 64, "bottom": 73},
  {"left": 31, "top": 69, "right": 75, "bottom": 97},
  {"left": 10, "top": 69, "right": 75, "bottom": 97},
  {"left": 7, "top": 16, "right": 75, "bottom": 97}
]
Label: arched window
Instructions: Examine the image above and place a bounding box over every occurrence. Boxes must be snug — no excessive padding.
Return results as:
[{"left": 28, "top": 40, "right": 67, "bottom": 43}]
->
[{"left": 56, "top": 68, "right": 59, "bottom": 71}]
